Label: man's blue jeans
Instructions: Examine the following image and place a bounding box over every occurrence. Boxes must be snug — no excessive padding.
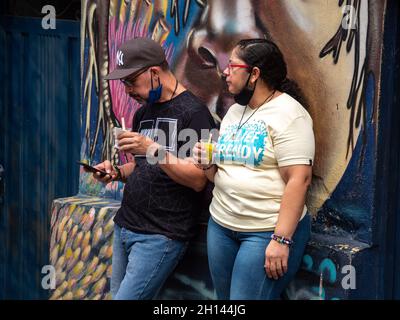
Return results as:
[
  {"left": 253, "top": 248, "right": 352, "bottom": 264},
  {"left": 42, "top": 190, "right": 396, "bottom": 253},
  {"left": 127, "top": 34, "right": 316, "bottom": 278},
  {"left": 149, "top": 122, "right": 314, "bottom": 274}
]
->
[
  {"left": 111, "top": 224, "right": 188, "bottom": 300},
  {"left": 207, "top": 214, "right": 311, "bottom": 300}
]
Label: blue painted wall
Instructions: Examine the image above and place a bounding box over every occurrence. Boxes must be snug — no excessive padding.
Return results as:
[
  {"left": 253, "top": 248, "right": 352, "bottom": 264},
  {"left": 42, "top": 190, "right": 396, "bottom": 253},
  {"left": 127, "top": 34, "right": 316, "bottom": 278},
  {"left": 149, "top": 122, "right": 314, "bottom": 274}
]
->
[
  {"left": 0, "top": 16, "right": 80, "bottom": 299},
  {"left": 374, "top": 0, "right": 400, "bottom": 299}
]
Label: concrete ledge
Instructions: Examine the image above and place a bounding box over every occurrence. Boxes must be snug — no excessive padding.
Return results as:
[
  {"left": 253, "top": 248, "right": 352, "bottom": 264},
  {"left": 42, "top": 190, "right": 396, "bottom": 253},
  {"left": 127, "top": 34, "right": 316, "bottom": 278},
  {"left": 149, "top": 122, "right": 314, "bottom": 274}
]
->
[
  {"left": 286, "top": 232, "right": 375, "bottom": 300},
  {"left": 159, "top": 223, "right": 215, "bottom": 300},
  {"left": 49, "top": 195, "right": 120, "bottom": 300},
  {"left": 50, "top": 196, "right": 376, "bottom": 300},
  {"left": 49, "top": 195, "right": 214, "bottom": 300}
]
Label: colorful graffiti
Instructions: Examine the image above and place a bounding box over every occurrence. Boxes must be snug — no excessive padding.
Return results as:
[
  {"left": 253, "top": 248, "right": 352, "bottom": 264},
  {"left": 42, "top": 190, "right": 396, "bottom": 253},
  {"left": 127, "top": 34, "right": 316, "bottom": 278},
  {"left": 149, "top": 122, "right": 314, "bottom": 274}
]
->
[
  {"left": 49, "top": 197, "right": 119, "bottom": 299},
  {"left": 80, "top": 0, "right": 203, "bottom": 168},
  {"left": 49, "top": 0, "right": 386, "bottom": 299},
  {"left": 175, "top": 0, "right": 381, "bottom": 215},
  {"left": 286, "top": 255, "right": 341, "bottom": 300},
  {"left": 79, "top": 0, "right": 384, "bottom": 215}
]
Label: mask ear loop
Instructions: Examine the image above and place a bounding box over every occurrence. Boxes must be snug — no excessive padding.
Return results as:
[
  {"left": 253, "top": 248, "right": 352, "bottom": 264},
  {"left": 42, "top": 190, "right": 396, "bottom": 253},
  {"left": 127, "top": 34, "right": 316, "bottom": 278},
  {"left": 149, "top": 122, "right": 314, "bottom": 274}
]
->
[
  {"left": 150, "top": 70, "right": 161, "bottom": 90},
  {"left": 244, "top": 73, "right": 251, "bottom": 87},
  {"left": 244, "top": 68, "right": 257, "bottom": 90}
]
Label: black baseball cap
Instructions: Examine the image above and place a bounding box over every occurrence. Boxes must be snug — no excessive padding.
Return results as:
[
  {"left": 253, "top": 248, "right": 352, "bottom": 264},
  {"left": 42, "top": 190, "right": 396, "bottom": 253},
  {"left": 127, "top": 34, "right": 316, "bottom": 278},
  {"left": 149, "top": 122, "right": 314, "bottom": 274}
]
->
[{"left": 104, "top": 37, "right": 166, "bottom": 80}]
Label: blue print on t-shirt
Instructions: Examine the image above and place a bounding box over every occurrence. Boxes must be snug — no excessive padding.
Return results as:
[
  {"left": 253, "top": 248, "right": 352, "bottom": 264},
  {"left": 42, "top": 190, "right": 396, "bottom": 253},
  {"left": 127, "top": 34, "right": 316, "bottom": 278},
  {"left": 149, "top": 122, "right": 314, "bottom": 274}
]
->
[{"left": 216, "top": 120, "right": 267, "bottom": 166}]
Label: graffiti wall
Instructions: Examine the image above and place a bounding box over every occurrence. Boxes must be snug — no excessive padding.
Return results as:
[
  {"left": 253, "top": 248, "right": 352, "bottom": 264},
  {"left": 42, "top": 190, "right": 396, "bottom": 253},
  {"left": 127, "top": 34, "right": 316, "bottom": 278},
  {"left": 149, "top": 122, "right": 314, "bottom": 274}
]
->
[
  {"left": 49, "top": 198, "right": 118, "bottom": 300},
  {"left": 50, "top": 0, "right": 387, "bottom": 299}
]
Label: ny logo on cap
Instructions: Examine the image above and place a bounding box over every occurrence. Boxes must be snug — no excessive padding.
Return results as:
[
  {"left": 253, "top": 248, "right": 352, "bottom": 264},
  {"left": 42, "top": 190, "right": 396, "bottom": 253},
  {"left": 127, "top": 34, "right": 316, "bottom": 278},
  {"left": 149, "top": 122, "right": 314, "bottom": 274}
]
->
[{"left": 117, "top": 50, "right": 124, "bottom": 66}]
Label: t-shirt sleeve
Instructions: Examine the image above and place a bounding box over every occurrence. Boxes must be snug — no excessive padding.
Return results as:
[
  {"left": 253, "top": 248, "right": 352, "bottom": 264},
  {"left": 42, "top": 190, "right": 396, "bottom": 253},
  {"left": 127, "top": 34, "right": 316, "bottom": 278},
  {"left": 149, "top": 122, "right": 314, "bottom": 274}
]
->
[
  {"left": 188, "top": 110, "right": 217, "bottom": 135},
  {"left": 273, "top": 115, "right": 315, "bottom": 167}
]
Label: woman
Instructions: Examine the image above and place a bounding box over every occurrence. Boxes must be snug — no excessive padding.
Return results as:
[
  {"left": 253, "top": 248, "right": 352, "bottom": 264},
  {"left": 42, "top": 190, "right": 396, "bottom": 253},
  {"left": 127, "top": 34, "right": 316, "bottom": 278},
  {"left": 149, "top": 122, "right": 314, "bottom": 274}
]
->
[{"left": 193, "top": 39, "right": 315, "bottom": 300}]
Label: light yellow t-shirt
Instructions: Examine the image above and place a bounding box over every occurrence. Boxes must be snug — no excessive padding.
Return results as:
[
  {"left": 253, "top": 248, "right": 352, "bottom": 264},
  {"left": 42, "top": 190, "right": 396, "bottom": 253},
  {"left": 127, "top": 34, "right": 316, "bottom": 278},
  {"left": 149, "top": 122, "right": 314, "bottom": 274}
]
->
[{"left": 210, "top": 93, "right": 315, "bottom": 232}]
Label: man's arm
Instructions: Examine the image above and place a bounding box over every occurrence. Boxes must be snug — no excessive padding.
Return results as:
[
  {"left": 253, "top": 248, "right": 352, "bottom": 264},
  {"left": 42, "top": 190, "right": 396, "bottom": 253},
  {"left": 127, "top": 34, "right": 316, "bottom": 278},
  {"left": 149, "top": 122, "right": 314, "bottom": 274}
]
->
[
  {"left": 91, "top": 158, "right": 136, "bottom": 184},
  {"left": 115, "top": 159, "right": 136, "bottom": 183},
  {"left": 153, "top": 145, "right": 208, "bottom": 192},
  {"left": 118, "top": 131, "right": 209, "bottom": 192}
]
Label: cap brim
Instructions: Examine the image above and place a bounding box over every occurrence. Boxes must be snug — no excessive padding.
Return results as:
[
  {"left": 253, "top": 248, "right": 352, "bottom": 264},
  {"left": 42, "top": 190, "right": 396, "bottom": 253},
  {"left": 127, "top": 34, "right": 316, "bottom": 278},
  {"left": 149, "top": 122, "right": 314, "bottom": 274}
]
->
[{"left": 104, "top": 67, "right": 140, "bottom": 80}]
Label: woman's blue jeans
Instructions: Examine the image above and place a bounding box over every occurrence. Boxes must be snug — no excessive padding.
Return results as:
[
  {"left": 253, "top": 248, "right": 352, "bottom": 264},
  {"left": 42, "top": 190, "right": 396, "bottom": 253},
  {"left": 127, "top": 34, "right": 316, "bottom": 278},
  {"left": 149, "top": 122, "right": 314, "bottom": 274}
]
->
[
  {"left": 111, "top": 224, "right": 188, "bottom": 300},
  {"left": 207, "top": 214, "right": 311, "bottom": 300}
]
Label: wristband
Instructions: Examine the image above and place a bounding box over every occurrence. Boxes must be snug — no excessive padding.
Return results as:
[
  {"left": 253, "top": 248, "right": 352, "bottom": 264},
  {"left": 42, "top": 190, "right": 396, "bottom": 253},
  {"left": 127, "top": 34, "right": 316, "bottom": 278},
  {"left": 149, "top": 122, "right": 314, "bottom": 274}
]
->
[
  {"left": 271, "top": 234, "right": 293, "bottom": 247},
  {"left": 112, "top": 165, "right": 123, "bottom": 181}
]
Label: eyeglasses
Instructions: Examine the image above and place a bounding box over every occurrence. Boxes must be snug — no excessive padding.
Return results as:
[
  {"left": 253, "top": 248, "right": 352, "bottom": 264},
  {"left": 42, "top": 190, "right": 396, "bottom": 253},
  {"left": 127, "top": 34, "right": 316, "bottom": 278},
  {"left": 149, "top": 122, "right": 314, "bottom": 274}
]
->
[
  {"left": 226, "top": 63, "right": 251, "bottom": 75},
  {"left": 120, "top": 67, "right": 149, "bottom": 87}
]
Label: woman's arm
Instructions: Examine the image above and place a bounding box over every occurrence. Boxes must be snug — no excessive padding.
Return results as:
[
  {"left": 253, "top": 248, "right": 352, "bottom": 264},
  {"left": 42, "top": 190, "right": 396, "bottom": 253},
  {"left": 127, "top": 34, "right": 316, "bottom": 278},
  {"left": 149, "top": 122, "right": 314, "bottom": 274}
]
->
[
  {"left": 203, "top": 164, "right": 217, "bottom": 183},
  {"left": 264, "top": 164, "right": 312, "bottom": 280},
  {"left": 274, "top": 164, "right": 312, "bottom": 238}
]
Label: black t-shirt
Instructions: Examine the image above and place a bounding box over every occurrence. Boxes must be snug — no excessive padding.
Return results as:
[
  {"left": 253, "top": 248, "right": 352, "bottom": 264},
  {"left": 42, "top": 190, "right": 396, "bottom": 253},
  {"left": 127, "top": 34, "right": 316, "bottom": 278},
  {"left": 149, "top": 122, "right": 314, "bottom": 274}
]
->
[{"left": 114, "top": 91, "right": 216, "bottom": 241}]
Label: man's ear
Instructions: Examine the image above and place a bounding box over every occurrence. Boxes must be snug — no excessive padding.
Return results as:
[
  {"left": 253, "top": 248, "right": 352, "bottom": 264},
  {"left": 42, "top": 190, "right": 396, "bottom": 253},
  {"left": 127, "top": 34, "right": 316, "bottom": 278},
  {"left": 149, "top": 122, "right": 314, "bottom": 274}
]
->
[{"left": 150, "top": 67, "right": 160, "bottom": 80}]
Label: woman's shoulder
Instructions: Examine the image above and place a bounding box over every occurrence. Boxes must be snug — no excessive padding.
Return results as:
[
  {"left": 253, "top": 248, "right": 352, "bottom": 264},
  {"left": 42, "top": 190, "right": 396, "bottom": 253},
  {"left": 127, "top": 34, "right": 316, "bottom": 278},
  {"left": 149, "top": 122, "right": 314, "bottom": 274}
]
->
[
  {"left": 267, "top": 93, "right": 311, "bottom": 124},
  {"left": 222, "top": 103, "right": 245, "bottom": 121},
  {"left": 267, "top": 93, "right": 313, "bottom": 133},
  {"left": 272, "top": 93, "right": 309, "bottom": 118}
]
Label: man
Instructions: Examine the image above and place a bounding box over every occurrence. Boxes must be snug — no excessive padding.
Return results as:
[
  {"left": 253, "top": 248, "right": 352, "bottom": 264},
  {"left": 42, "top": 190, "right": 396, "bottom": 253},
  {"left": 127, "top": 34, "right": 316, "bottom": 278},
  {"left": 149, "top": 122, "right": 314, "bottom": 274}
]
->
[{"left": 87, "top": 37, "right": 216, "bottom": 299}]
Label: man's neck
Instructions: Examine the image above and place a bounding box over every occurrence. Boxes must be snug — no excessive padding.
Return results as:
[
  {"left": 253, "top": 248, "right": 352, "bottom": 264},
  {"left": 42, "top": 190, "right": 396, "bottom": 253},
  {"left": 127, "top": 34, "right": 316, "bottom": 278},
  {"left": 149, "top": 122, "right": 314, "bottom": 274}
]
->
[{"left": 158, "top": 73, "right": 186, "bottom": 103}]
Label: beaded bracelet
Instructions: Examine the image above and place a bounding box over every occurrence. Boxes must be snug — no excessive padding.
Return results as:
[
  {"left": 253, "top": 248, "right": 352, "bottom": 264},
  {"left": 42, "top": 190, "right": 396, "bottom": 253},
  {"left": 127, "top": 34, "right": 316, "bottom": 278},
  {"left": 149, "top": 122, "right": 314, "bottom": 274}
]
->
[
  {"left": 112, "top": 165, "right": 123, "bottom": 181},
  {"left": 271, "top": 234, "right": 293, "bottom": 247}
]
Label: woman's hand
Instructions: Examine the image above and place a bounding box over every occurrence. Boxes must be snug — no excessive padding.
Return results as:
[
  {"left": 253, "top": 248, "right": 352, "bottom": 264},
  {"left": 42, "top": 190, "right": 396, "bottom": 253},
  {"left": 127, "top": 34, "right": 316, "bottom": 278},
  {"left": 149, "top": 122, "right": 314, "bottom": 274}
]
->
[
  {"left": 192, "top": 142, "right": 213, "bottom": 170},
  {"left": 264, "top": 240, "right": 290, "bottom": 280}
]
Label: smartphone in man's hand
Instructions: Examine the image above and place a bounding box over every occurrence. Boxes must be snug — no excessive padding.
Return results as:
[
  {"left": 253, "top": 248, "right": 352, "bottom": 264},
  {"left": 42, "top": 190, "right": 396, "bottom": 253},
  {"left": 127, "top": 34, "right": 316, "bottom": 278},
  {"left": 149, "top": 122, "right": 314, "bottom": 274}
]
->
[{"left": 77, "top": 161, "right": 108, "bottom": 177}]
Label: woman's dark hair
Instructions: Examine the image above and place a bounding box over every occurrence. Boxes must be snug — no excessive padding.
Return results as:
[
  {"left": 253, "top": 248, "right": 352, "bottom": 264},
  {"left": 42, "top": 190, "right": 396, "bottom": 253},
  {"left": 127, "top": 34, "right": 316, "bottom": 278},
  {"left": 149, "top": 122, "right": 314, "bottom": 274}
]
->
[{"left": 235, "top": 38, "right": 307, "bottom": 108}]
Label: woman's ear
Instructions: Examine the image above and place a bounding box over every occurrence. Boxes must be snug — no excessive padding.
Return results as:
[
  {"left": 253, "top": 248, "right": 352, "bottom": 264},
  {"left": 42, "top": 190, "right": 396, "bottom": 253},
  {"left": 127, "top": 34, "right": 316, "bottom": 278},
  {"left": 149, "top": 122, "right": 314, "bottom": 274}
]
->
[{"left": 250, "top": 67, "right": 261, "bottom": 85}]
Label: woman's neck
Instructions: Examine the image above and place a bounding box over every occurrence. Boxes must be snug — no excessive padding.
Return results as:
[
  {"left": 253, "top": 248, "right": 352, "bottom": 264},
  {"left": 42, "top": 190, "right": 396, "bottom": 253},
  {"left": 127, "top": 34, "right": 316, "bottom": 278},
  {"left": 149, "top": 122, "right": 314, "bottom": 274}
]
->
[{"left": 248, "top": 86, "right": 276, "bottom": 109}]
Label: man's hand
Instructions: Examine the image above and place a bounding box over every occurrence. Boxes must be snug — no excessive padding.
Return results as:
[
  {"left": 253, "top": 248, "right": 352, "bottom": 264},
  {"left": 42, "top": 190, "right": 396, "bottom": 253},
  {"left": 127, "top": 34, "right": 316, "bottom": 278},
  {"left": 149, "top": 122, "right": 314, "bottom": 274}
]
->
[
  {"left": 117, "top": 131, "right": 155, "bottom": 155},
  {"left": 83, "top": 160, "right": 117, "bottom": 184}
]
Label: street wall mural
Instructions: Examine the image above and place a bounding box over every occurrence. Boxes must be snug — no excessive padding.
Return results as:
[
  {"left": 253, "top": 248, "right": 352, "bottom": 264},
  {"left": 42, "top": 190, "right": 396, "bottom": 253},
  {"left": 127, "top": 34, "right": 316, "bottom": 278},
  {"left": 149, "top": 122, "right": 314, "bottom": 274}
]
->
[
  {"left": 50, "top": 0, "right": 386, "bottom": 299},
  {"left": 50, "top": 198, "right": 118, "bottom": 300}
]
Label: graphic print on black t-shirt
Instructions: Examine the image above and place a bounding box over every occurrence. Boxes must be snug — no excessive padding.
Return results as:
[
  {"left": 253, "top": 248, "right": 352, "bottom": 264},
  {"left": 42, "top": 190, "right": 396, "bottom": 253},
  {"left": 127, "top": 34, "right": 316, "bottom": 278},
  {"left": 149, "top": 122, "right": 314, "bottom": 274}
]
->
[
  {"left": 114, "top": 91, "right": 217, "bottom": 241},
  {"left": 137, "top": 117, "right": 178, "bottom": 154},
  {"left": 137, "top": 119, "right": 155, "bottom": 139}
]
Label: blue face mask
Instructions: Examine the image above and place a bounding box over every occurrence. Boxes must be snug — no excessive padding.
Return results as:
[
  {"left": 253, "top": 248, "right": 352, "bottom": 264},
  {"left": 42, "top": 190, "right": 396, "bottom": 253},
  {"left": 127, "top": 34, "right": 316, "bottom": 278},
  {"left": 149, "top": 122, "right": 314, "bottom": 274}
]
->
[{"left": 147, "top": 74, "right": 162, "bottom": 104}]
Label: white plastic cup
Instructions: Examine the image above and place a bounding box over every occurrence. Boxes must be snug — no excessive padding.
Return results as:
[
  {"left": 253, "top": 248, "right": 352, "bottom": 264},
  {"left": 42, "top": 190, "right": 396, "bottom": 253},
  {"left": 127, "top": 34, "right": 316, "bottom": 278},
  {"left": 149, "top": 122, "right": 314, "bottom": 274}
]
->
[{"left": 113, "top": 127, "right": 130, "bottom": 149}]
